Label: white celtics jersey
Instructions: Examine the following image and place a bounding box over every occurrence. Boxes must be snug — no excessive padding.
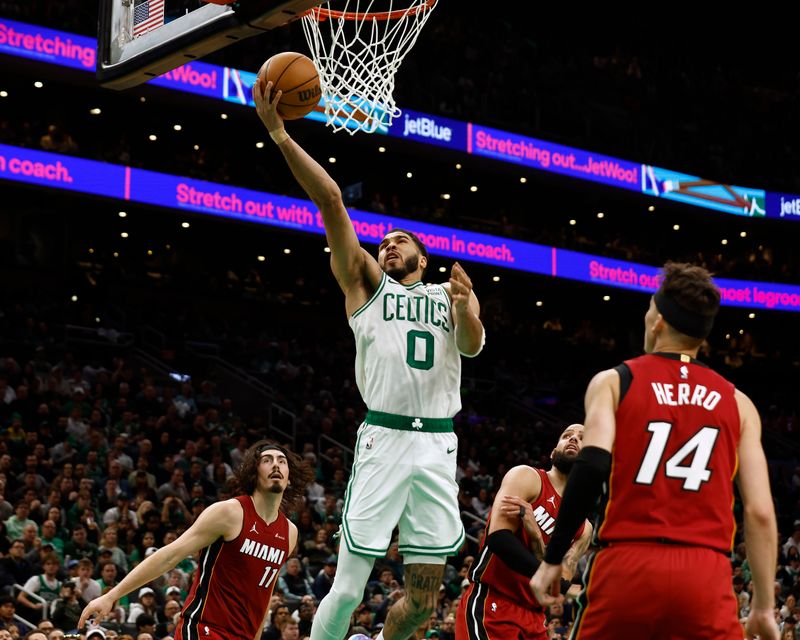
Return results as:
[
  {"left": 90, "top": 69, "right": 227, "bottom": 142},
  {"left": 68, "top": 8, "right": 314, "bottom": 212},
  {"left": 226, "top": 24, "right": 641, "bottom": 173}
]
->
[{"left": 349, "top": 272, "right": 462, "bottom": 419}]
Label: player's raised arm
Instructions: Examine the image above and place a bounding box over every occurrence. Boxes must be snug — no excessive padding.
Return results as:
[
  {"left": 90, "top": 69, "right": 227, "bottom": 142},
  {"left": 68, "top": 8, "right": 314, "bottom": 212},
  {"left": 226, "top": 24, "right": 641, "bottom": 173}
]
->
[
  {"left": 253, "top": 78, "right": 379, "bottom": 295},
  {"left": 735, "top": 390, "right": 780, "bottom": 640},
  {"left": 78, "top": 499, "right": 240, "bottom": 630},
  {"left": 444, "top": 262, "right": 484, "bottom": 356}
]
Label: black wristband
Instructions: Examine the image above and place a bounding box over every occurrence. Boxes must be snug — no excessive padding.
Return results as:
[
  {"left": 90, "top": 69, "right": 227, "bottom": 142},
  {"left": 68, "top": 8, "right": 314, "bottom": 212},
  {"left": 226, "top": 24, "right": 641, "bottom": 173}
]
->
[
  {"left": 543, "top": 446, "right": 611, "bottom": 565},
  {"left": 485, "top": 529, "right": 540, "bottom": 578}
]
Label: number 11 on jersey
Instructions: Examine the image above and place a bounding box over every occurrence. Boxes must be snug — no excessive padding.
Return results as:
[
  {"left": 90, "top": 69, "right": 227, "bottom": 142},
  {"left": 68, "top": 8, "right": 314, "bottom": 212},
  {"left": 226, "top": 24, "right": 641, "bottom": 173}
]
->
[{"left": 259, "top": 566, "right": 279, "bottom": 589}]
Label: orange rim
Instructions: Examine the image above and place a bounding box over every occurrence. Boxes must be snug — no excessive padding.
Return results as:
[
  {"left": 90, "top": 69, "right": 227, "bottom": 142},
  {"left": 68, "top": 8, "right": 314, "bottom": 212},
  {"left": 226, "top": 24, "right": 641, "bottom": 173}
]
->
[{"left": 303, "top": 0, "right": 436, "bottom": 21}]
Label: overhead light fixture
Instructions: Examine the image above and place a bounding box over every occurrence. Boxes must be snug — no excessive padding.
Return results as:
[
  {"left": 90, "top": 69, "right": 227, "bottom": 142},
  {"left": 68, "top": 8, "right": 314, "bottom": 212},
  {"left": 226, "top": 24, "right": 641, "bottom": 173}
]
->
[
  {"left": 721, "top": 239, "right": 728, "bottom": 245},
  {"left": 173, "top": 124, "right": 182, "bottom": 131},
  {"left": 536, "top": 300, "right": 543, "bottom": 307},
  {"left": 323, "top": 247, "right": 331, "bottom": 253},
  {"left": 520, "top": 177, "right": 527, "bottom": 184},
  {"left": 89, "top": 108, "right": 102, "bottom": 115},
  {"left": 439, "top": 266, "right": 446, "bottom": 273},
  {"left": 220, "top": 113, "right": 228, "bottom": 120},
  {"left": 597, "top": 212, "right": 604, "bottom": 219},
  {"left": 0, "top": 91, "right": 8, "bottom": 98},
  {"left": 406, "top": 172, "right": 413, "bottom": 178},
  {"left": 740, "top": 231, "right": 747, "bottom": 238},
  {"left": 673, "top": 224, "right": 680, "bottom": 231},
  {"left": 470, "top": 185, "right": 478, "bottom": 192},
  {"left": 748, "top": 313, "right": 755, "bottom": 319},
  {"left": 34, "top": 81, "right": 43, "bottom": 88},
  {"left": 378, "top": 146, "right": 386, "bottom": 153},
  {"left": 118, "top": 211, "right": 127, "bottom": 218},
  {"left": 283, "top": 248, "right": 291, "bottom": 254},
  {"left": 455, "top": 163, "right": 462, "bottom": 170},
  {"left": 569, "top": 219, "right": 576, "bottom": 226},
  {"left": 70, "top": 295, "right": 78, "bottom": 302},
  {"left": 181, "top": 222, "right": 190, "bottom": 229},
  {"left": 255, "top": 142, "right": 265, "bottom": 149},
  {"left": 257, "top": 255, "right": 266, "bottom": 262},
  {"left": 603, "top": 295, "right": 611, "bottom": 301},
  {"left": 441, "top": 194, "right": 451, "bottom": 200},
  {"left": 328, "top": 157, "right": 336, "bottom": 163},
  {"left": 492, "top": 276, "right": 500, "bottom": 282},
  {"left": 147, "top": 250, "right": 153, "bottom": 256},
  {"left": 648, "top": 205, "right": 655, "bottom": 212},
  {"left": 148, "top": 134, "right": 157, "bottom": 141},
  {"left": 120, "top": 232, "right": 129, "bottom": 238}
]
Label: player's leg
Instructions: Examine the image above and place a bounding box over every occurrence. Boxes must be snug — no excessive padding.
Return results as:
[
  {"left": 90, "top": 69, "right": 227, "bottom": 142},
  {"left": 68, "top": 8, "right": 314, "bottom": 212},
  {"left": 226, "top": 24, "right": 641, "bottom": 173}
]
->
[
  {"left": 382, "top": 559, "right": 445, "bottom": 640},
  {"left": 310, "top": 543, "right": 376, "bottom": 640},
  {"left": 313, "top": 424, "right": 411, "bottom": 640}
]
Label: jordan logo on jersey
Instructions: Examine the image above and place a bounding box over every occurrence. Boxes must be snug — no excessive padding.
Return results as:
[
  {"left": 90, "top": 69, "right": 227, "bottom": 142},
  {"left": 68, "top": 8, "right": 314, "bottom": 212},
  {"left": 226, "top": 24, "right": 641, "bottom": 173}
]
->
[
  {"left": 249, "top": 523, "right": 259, "bottom": 534},
  {"left": 547, "top": 496, "right": 556, "bottom": 507}
]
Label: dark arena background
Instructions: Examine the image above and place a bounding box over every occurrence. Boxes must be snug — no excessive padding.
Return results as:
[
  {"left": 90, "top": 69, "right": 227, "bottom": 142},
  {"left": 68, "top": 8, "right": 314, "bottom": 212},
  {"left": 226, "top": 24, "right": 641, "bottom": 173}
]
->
[{"left": 0, "top": 3, "right": 798, "bottom": 639}]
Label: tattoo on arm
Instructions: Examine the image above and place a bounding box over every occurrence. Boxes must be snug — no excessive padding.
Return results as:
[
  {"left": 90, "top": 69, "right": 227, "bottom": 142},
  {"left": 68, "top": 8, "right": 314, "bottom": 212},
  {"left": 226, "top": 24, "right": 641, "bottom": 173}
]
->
[{"left": 562, "top": 531, "right": 591, "bottom": 579}]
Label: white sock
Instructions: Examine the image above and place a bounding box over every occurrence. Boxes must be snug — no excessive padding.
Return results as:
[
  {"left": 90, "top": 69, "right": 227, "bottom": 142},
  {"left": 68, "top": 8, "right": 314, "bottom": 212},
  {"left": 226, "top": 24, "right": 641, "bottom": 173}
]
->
[{"left": 310, "top": 544, "right": 375, "bottom": 640}]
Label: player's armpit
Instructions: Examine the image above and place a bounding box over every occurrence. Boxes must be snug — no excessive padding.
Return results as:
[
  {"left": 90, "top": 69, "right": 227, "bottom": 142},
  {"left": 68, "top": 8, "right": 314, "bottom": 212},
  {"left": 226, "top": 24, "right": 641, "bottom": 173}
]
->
[{"left": 582, "top": 369, "right": 619, "bottom": 452}]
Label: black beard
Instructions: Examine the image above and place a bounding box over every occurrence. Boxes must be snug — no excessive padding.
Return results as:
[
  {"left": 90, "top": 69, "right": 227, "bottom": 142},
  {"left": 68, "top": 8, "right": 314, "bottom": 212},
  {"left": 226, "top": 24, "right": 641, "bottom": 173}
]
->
[
  {"left": 384, "top": 254, "right": 419, "bottom": 280},
  {"left": 269, "top": 483, "right": 284, "bottom": 494},
  {"left": 552, "top": 450, "right": 577, "bottom": 474}
]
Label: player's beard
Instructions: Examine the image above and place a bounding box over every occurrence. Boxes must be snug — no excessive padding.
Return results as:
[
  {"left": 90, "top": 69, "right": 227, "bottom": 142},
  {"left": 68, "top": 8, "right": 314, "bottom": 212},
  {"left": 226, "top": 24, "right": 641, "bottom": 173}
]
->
[
  {"left": 552, "top": 450, "right": 578, "bottom": 474},
  {"left": 384, "top": 253, "right": 419, "bottom": 281}
]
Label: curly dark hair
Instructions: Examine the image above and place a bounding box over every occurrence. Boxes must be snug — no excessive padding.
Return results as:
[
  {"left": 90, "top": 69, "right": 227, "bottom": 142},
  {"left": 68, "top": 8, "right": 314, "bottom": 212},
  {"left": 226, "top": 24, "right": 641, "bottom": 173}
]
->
[
  {"left": 228, "top": 440, "right": 314, "bottom": 513},
  {"left": 660, "top": 261, "right": 721, "bottom": 317}
]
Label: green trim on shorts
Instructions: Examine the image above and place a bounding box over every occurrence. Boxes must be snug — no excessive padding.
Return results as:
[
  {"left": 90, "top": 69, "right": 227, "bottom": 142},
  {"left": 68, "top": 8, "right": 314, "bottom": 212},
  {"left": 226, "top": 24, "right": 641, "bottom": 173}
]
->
[
  {"left": 340, "top": 430, "right": 391, "bottom": 557},
  {"left": 399, "top": 529, "right": 465, "bottom": 556},
  {"left": 365, "top": 410, "right": 453, "bottom": 433},
  {"left": 351, "top": 272, "right": 388, "bottom": 319}
]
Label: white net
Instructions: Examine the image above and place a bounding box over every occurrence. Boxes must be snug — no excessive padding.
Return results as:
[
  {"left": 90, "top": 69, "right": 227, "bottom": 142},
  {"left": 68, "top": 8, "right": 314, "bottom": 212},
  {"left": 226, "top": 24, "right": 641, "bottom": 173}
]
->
[{"left": 301, "top": 0, "right": 437, "bottom": 134}]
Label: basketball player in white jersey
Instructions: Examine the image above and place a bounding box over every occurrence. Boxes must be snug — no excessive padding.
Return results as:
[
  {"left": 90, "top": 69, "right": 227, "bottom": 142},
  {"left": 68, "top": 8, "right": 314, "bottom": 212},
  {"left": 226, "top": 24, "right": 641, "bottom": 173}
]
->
[{"left": 255, "top": 80, "right": 485, "bottom": 640}]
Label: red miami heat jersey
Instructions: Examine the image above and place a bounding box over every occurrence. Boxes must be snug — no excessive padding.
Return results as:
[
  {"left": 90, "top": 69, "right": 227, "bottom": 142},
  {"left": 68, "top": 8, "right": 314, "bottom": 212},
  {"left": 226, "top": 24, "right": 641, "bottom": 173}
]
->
[
  {"left": 598, "top": 353, "right": 740, "bottom": 553},
  {"left": 470, "top": 468, "right": 585, "bottom": 608},
  {"left": 175, "top": 496, "right": 290, "bottom": 640}
]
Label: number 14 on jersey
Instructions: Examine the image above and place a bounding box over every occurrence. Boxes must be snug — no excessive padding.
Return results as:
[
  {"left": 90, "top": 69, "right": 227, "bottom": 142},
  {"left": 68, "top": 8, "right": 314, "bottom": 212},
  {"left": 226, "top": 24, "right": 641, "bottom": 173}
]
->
[{"left": 635, "top": 421, "right": 720, "bottom": 491}]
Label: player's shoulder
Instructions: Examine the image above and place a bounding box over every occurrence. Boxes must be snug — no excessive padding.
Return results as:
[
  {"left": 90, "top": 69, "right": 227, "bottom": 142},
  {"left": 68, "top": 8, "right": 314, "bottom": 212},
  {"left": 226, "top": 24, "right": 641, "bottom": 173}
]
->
[{"left": 499, "top": 465, "right": 543, "bottom": 491}]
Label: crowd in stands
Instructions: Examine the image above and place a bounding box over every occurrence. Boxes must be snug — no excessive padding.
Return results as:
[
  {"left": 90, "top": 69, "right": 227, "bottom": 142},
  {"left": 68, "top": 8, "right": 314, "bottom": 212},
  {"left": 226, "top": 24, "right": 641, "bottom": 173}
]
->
[{"left": 0, "top": 280, "right": 797, "bottom": 639}]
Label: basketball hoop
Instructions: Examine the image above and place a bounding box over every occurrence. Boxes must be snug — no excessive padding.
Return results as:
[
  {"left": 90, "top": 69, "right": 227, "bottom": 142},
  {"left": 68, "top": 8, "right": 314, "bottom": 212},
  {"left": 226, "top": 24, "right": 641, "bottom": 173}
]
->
[{"left": 301, "top": 0, "right": 437, "bottom": 134}]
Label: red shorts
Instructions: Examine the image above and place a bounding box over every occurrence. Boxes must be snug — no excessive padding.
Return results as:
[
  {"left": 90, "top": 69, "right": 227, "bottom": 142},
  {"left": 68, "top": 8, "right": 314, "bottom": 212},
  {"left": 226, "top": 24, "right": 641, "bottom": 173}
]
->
[
  {"left": 455, "top": 582, "right": 547, "bottom": 640},
  {"left": 572, "top": 543, "right": 744, "bottom": 639},
  {"left": 173, "top": 619, "right": 247, "bottom": 640}
]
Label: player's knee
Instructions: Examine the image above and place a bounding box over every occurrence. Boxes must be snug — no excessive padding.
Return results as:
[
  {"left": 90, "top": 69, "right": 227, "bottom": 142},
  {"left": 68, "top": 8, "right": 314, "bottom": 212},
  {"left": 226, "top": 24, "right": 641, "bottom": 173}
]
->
[{"left": 328, "top": 582, "right": 363, "bottom": 612}]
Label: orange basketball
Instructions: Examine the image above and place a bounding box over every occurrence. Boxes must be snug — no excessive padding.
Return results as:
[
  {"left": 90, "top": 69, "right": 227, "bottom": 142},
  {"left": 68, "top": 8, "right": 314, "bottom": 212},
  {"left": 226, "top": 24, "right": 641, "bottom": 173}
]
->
[{"left": 258, "top": 52, "right": 321, "bottom": 120}]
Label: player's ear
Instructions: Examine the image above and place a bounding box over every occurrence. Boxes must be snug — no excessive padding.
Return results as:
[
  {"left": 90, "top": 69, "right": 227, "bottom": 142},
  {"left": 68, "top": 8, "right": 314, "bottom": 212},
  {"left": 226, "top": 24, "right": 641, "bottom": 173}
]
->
[{"left": 419, "top": 253, "right": 428, "bottom": 272}]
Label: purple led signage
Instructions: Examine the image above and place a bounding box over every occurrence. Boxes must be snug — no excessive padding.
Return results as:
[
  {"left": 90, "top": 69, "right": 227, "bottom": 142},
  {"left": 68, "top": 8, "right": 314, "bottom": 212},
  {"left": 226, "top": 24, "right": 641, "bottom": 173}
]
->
[
  {"left": 1, "top": 16, "right": 797, "bottom": 221},
  {"left": 467, "top": 123, "right": 641, "bottom": 191},
  {"left": 2, "top": 142, "right": 799, "bottom": 312}
]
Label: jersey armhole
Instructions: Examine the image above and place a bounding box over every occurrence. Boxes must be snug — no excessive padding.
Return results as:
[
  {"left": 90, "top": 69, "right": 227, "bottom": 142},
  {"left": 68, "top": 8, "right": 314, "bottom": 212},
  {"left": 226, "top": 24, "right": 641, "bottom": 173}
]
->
[{"left": 614, "top": 363, "right": 633, "bottom": 405}]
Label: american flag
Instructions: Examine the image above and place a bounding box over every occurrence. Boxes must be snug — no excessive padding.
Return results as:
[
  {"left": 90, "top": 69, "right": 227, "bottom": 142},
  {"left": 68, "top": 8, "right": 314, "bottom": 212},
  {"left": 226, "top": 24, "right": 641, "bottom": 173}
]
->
[{"left": 132, "top": 0, "right": 165, "bottom": 37}]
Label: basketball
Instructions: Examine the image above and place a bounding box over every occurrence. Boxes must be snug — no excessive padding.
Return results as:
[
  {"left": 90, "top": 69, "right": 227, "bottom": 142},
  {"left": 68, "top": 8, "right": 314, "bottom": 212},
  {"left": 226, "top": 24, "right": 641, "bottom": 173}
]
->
[{"left": 257, "top": 52, "right": 321, "bottom": 120}]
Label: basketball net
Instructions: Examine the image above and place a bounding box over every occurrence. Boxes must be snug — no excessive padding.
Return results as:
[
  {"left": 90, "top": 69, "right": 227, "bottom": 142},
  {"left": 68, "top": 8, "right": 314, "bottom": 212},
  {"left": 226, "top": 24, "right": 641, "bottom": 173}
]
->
[{"left": 301, "top": 0, "right": 437, "bottom": 134}]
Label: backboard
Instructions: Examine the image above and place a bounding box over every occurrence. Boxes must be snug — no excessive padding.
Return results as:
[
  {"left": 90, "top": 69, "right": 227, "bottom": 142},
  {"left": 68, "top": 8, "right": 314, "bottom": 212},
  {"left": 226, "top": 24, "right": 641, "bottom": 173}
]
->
[{"left": 97, "top": 0, "right": 321, "bottom": 90}]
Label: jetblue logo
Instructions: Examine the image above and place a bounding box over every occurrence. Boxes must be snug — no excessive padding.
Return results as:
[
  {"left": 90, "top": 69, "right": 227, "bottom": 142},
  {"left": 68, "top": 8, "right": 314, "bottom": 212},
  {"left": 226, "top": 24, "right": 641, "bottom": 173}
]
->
[
  {"left": 402, "top": 114, "right": 452, "bottom": 142},
  {"left": 780, "top": 197, "right": 800, "bottom": 217}
]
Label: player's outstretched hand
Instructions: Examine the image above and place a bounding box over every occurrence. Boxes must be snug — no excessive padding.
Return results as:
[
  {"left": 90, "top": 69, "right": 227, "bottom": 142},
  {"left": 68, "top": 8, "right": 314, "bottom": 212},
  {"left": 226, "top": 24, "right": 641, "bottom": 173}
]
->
[
  {"left": 253, "top": 78, "right": 284, "bottom": 133},
  {"left": 529, "top": 561, "right": 563, "bottom": 608},
  {"left": 744, "top": 608, "right": 780, "bottom": 640},
  {"left": 449, "top": 262, "right": 472, "bottom": 315},
  {"left": 78, "top": 594, "right": 115, "bottom": 631}
]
